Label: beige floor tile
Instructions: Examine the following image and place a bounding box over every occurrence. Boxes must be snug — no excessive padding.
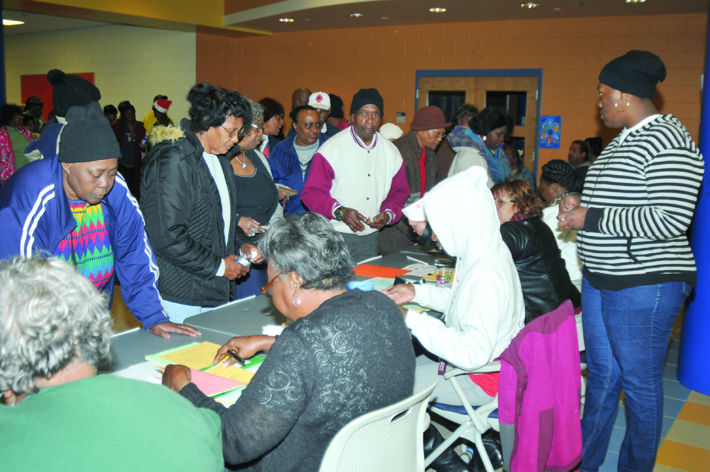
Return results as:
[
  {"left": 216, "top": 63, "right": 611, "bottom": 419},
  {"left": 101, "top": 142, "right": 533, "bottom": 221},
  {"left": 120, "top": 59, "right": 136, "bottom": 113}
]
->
[
  {"left": 665, "top": 419, "right": 710, "bottom": 449},
  {"left": 687, "top": 391, "right": 710, "bottom": 407},
  {"left": 654, "top": 464, "right": 688, "bottom": 472}
]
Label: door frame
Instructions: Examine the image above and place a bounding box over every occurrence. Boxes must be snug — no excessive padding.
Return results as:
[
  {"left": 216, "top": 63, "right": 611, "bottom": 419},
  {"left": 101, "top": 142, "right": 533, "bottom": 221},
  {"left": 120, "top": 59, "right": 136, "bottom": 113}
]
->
[{"left": 414, "top": 68, "right": 544, "bottom": 179}]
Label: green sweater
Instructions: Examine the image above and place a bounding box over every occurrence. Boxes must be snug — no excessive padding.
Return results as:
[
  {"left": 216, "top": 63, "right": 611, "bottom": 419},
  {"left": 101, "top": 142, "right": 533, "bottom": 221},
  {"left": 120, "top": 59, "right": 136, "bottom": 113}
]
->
[{"left": 0, "top": 374, "right": 223, "bottom": 471}]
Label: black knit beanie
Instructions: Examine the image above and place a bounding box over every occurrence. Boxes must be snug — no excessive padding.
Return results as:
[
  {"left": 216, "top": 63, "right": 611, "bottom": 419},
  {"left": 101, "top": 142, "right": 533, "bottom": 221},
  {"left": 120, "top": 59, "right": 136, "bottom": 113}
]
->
[
  {"left": 58, "top": 102, "right": 120, "bottom": 163},
  {"left": 598, "top": 50, "right": 666, "bottom": 99},
  {"left": 350, "top": 88, "right": 384, "bottom": 115},
  {"left": 48, "top": 69, "right": 101, "bottom": 117}
]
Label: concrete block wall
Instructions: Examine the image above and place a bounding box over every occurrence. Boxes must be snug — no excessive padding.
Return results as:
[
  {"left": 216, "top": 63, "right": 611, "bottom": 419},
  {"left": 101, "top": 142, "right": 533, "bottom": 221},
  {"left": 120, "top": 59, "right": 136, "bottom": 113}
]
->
[{"left": 4, "top": 24, "right": 196, "bottom": 124}]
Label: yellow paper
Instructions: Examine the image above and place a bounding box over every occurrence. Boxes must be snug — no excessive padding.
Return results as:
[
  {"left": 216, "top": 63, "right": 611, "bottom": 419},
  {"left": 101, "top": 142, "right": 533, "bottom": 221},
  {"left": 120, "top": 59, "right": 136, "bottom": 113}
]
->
[
  {"left": 159, "top": 341, "right": 222, "bottom": 370},
  {"left": 205, "top": 364, "right": 255, "bottom": 383}
]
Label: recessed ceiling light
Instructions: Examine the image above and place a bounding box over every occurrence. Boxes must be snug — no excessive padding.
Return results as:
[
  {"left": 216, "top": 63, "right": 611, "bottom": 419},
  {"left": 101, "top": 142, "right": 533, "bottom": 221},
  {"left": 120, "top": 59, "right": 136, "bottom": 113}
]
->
[
  {"left": 553, "top": 7, "right": 561, "bottom": 11},
  {"left": 278, "top": 17, "right": 294, "bottom": 23},
  {"left": 625, "top": 0, "right": 646, "bottom": 3},
  {"left": 381, "top": 16, "right": 391, "bottom": 20},
  {"left": 350, "top": 12, "right": 364, "bottom": 18},
  {"left": 520, "top": 2, "right": 540, "bottom": 8},
  {"left": 429, "top": 7, "right": 447, "bottom": 13},
  {"left": 3, "top": 19, "right": 25, "bottom": 26}
]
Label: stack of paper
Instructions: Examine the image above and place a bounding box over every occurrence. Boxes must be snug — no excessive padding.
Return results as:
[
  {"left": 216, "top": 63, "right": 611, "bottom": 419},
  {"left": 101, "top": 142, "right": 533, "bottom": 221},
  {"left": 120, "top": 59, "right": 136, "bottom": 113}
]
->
[{"left": 146, "top": 341, "right": 264, "bottom": 403}]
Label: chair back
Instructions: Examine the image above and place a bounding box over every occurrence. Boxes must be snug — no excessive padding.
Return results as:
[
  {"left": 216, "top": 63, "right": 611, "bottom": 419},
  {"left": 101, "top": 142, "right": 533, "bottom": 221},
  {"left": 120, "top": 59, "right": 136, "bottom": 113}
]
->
[{"left": 318, "top": 382, "right": 437, "bottom": 472}]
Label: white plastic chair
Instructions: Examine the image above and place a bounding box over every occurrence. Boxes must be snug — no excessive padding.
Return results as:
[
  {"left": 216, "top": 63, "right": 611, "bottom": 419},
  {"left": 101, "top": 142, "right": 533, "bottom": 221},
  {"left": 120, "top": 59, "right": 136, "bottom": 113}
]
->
[
  {"left": 427, "top": 364, "right": 502, "bottom": 472},
  {"left": 318, "top": 382, "right": 437, "bottom": 472}
]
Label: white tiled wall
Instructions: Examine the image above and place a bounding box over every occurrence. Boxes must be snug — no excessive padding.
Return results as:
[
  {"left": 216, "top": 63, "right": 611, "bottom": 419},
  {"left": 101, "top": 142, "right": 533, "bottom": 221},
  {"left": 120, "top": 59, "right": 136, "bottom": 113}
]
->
[{"left": 4, "top": 24, "right": 196, "bottom": 123}]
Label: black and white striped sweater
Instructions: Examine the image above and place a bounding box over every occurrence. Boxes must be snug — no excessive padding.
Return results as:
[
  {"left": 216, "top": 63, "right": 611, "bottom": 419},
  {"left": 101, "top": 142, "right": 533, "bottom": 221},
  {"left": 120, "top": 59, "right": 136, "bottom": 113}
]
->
[{"left": 578, "top": 114, "right": 704, "bottom": 290}]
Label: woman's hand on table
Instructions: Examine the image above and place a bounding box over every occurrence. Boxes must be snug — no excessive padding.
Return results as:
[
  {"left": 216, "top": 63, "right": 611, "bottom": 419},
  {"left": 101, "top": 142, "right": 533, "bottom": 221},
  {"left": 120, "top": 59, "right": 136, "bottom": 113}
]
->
[
  {"left": 383, "top": 283, "right": 416, "bottom": 305},
  {"left": 213, "top": 335, "right": 276, "bottom": 367},
  {"left": 162, "top": 364, "right": 192, "bottom": 393},
  {"left": 149, "top": 322, "right": 201, "bottom": 339},
  {"left": 241, "top": 243, "right": 265, "bottom": 264}
]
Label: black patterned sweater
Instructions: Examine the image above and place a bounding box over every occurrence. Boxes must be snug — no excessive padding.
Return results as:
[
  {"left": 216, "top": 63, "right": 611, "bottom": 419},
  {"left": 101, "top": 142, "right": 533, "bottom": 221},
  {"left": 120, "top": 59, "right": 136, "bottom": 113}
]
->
[{"left": 180, "top": 289, "right": 415, "bottom": 471}]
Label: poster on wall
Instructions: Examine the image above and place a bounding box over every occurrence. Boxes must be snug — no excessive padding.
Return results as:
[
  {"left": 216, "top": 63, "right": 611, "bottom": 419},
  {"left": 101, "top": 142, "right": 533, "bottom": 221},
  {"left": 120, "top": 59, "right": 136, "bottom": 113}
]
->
[
  {"left": 20, "top": 73, "right": 95, "bottom": 121},
  {"left": 539, "top": 115, "right": 561, "bottom": 149}
]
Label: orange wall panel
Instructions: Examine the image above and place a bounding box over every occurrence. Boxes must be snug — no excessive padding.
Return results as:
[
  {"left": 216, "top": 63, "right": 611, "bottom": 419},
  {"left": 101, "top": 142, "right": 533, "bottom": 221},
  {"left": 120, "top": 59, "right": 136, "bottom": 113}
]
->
[{"left": 196, "top": 13, "right": 706, "bottom": 173}]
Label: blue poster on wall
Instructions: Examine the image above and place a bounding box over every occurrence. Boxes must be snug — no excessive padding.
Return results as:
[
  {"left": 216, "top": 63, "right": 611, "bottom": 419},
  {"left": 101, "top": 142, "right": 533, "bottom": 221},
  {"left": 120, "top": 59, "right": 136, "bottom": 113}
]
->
[{"left": 539, "top": 115, "right": 561, "bottom": 149}]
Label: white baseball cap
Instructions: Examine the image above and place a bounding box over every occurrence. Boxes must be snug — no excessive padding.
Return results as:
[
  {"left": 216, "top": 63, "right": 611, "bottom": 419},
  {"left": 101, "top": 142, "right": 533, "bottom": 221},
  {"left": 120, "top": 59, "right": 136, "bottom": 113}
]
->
[{"left": 308, "top": 92, "right": 331, "bottom": 111}]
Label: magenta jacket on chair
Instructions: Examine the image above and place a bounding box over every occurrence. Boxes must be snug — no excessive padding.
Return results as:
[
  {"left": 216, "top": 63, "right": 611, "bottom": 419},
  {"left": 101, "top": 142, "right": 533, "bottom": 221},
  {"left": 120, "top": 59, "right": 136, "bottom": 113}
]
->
[{"left": 498, "top": 299, "right": 582, "bottom": 472}]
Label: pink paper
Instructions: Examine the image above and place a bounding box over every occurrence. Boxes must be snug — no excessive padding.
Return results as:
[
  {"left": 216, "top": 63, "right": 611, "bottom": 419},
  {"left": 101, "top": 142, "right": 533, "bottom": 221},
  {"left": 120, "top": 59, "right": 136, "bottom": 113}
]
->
[{"left": 190, "top": 368, "right": 245, "bottom": 397}]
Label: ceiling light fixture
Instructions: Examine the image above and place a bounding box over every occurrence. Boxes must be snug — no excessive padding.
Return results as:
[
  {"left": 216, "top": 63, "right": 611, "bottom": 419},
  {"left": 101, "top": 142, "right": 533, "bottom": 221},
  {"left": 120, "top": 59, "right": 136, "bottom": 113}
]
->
[
  {"left": 350, "top": 12, "right": 364, "bottom": 18},
  {"left": 625, "top": 0, "right": 646, "bottom": 3},
  {"left": 278, "top": 17, "right": 294, "bottom": 23},
  {"left": 429, "top": 7, "right": 447, "bottom": 13},
  {"left": 3, "top": 19, "right": 25, "bottom": 26},
  {"left": 520, "top": 2, "right": 540, "bottom": 8}
]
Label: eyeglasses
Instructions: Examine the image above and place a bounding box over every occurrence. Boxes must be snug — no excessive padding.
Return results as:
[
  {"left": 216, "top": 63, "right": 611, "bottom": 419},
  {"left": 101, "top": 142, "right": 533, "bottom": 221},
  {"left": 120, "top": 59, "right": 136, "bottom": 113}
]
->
[
  {"left": 428, "top": 130, "right": 447, "bottom": 139},
  {"left": 261, "top": 271, "right": 285, "bottom": 296},
  {"left": 251, "top": 123, "right": 265, "bottom": 133},
  {"left": 495, "top": 199, "right": 516, "bottom": 207},
  {"left": 299, "top": 121, "right": 323, "bottom": 130},
  {"left": 221, "top": 124, "right": 243, "bottom": 139}
]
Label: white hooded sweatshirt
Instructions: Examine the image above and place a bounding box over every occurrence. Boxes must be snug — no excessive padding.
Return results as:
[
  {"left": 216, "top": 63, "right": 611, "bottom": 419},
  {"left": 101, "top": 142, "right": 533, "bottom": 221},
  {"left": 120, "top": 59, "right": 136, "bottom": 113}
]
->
[{"left": 404, "top": 166, "right": 525, "bottom": 371}]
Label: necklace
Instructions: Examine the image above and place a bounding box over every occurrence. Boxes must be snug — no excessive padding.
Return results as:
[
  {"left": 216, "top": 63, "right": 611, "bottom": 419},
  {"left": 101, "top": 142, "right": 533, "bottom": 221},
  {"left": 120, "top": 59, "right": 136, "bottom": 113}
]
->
[{"left": 235, "top": 154, "right": 247, "bottom": 169}]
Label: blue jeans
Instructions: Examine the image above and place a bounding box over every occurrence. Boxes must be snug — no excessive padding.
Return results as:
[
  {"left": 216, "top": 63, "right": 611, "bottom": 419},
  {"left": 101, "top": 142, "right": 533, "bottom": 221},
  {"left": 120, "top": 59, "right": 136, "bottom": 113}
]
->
[{"left": 579, "top": 278, "right": 691, "bottom": 472}]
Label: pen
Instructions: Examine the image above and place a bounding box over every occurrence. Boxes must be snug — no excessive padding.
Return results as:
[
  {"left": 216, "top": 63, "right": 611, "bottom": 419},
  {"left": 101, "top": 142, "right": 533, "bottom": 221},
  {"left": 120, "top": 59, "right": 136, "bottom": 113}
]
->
[{"left": 227, "top": 350, "right": 245, "bottom": 365}]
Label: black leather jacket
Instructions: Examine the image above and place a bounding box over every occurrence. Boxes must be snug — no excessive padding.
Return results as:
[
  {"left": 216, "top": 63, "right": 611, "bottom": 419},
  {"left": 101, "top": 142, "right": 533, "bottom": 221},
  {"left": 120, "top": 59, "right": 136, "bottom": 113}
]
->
[
  {"left": 501, "top": 218, "right": 581, "bottom": 323},
  {"left": 141, "top": 120, "right": 248, "bottom": 307}
]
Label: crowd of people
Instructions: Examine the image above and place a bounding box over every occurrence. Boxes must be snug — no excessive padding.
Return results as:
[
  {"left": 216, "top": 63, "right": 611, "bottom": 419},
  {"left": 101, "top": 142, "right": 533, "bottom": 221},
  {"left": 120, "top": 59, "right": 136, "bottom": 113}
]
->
[{"left": 0, "top": 48, "right": 704, "bottom": 472}]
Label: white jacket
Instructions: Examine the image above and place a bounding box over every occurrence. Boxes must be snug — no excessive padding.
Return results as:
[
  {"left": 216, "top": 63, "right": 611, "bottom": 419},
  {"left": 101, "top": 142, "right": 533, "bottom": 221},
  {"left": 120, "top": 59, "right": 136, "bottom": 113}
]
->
[
  {"left": 542, "top": 204, "right": 582, "bottom": 291},
  {"left": 404, "top": 167, "right": 525, "bottom": 370}
]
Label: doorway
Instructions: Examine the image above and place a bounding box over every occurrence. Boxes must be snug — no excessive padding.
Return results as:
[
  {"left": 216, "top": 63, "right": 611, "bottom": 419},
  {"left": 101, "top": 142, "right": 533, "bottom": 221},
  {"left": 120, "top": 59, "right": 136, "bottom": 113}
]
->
[{"left": 415, "top": 69, "right": 543, "bottom": 178}]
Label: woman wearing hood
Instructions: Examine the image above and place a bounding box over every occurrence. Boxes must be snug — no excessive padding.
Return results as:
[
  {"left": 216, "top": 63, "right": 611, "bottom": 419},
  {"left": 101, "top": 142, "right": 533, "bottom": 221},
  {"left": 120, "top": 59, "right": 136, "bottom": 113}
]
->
[{"left": 385, "top": 166, "right": 525, "bottom": 471}]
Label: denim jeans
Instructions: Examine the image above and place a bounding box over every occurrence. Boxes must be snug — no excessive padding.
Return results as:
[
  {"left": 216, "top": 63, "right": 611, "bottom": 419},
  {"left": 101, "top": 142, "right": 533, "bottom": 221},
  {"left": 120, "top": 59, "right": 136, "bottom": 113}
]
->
[{"left": 579, "top": 278, "right": 691, "bottom": 472}]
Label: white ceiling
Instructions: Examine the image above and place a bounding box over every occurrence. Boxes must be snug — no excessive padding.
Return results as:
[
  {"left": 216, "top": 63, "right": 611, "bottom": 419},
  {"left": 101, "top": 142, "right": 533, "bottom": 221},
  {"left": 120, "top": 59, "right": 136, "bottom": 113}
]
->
[{"left": 226, "top": 0, "right": 709, "bottom": 33}]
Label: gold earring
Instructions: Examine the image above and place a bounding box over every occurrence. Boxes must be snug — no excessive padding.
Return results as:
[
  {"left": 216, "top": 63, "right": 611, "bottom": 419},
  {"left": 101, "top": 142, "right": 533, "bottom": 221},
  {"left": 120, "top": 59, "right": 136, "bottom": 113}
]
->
[{"left": 613, "top": 101, "right": 630, "bottom": 112}]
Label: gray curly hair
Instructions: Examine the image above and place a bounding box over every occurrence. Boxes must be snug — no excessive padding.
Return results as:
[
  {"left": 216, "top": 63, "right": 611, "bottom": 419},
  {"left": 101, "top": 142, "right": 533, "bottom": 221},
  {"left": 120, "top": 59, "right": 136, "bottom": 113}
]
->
[
  {"left": 259, "top": 213, "right": 353, "bottom": 290},
  {"left": 0, "top": 257, "right": 113, "bottom": 394}
]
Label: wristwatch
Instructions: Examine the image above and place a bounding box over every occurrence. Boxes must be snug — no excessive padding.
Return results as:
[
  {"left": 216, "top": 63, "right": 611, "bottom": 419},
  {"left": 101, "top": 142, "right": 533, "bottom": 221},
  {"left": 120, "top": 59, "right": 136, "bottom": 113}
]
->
[{"left": 333, "top": 206, "right": 344, "bottom": 221}]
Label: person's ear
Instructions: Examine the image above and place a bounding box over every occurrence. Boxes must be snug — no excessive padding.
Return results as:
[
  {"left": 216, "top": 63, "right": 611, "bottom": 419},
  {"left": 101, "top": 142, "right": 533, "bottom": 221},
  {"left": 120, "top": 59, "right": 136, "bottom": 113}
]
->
[
  {"left": 3, "top": 389, "right": 16, "bottom": 406},
  {"left": 287, "top": 271, "right": 304, "bottom": 291}
]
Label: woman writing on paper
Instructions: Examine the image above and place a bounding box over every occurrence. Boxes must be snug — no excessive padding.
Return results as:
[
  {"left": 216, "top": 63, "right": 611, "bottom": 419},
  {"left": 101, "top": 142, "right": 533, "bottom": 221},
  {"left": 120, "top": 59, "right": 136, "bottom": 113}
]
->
[{"left": 163, "top": 213, "right": 415, "bottom": 471}]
